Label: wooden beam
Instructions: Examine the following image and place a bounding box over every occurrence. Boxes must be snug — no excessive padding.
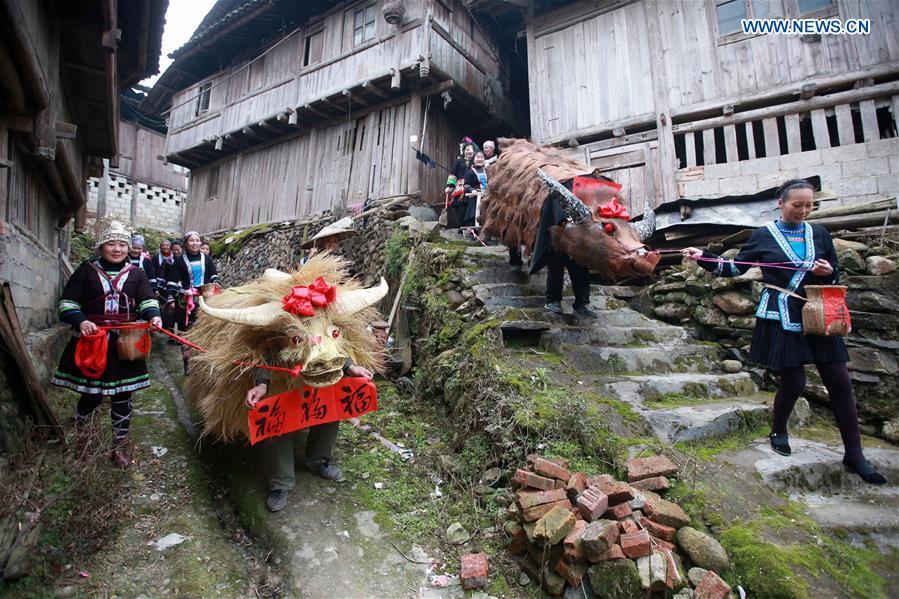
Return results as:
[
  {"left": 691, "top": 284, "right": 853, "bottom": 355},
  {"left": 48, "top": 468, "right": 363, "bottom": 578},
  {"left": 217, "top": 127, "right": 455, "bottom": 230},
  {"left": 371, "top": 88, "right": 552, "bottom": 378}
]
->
[
  {"left": 362, "top": 80, "right": 389, "bottom": 100},
  {"left": 241, "top": 126, "right": 264, "bottom": 140},
  {"left": 702, "top": 128, "right": 715, "bottom": 165},
  {"left": 644, "top": 0, "right": 677, "bottom": 204},
  {"left": 784, "top": 113, "right": 801, "bottom": 153},
  {"left": 810, "top": 108, "right": 830, "bottom": 149},
  {"left": 744, "top": 122, "right": 756, "bottom": 159},
  {"left": 302, "top": 103, "right": 330, "bottom": 119},
  {"left": 762, "top": 117, "right": 780, "bottom": 157},
  {"left": 859, "top": 99, "right": 880, "bottom": 141},
  {"left": 0, "top": 0, "right": 50, "bottom": 108},
  {"left": 835, "top": 103, "right": 855, "bottom": 146},
  {"left": 342, "top": 88, "right": 365, "bottom": 106},
  {"left": 684, "top": 132, "right": 696, "bottom": 167},
  {"left": 672, "top": 81, "right": 899, "bottom": 135}
]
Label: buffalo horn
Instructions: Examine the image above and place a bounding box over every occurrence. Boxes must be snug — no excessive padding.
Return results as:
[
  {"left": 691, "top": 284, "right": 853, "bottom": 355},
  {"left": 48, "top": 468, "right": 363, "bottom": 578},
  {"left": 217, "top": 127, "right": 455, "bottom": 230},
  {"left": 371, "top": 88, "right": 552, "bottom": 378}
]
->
[
  {"left": 198, "top": 298, "right": 284, "bottom": 326},
  {"left": 334, "top": 278, "right": 389, "bottom": 315},
  {"left": 536, "top": 168, "right": 592, "bottom": 224},
  {"left": 631, "top": 198, "right": 657, "bottom": 242}
]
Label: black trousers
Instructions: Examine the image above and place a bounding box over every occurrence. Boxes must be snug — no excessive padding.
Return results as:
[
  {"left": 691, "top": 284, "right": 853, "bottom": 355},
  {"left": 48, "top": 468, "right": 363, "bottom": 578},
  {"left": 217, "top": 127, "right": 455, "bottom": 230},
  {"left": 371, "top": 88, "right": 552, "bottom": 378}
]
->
[{"left": 545, "top": 251, "right": 590, "bottom": 308}]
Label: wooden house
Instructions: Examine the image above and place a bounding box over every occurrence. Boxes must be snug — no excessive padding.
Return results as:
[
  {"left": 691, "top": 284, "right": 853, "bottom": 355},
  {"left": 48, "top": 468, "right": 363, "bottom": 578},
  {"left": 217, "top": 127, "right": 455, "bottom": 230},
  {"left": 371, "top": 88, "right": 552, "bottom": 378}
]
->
[
  {"left": 0, "top": 0, "right": 167, "bottom": 331},
  {"left": 87, "top": 89, "right": 189, "bottom": 232},
  {"left": 519, "top": 0, "right": 899, "bottom": 218},
  {"left": 143, "top": 0, "right": 527, "bottom": 233}
]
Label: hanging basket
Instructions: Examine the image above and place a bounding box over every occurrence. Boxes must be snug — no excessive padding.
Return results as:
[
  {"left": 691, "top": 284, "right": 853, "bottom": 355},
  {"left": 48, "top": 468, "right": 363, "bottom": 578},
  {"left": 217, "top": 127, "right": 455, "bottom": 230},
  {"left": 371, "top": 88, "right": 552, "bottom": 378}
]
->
[
  {"left": 801, "top": 285, "right": 852, "bottom": 336},
  {"left": 116, "top": 323, "right": 152, "bottom": 361},
  {"left": 383, "top": 1, "right": 405, "bottom": 25}
]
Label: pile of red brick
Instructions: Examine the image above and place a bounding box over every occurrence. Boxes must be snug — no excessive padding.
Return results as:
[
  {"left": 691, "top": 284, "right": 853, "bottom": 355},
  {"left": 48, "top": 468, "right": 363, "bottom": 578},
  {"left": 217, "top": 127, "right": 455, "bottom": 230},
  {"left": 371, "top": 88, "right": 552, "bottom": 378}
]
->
[{"left": 500, "top": 454, "right": 733, "bottom": 598}]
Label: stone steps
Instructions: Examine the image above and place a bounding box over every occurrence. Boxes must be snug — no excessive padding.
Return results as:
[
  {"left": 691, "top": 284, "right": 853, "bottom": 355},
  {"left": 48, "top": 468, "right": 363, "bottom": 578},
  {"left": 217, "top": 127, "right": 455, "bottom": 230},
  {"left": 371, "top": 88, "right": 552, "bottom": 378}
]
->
[
  {"left": 564, "top": 343, "right": 719, "bottom": 375},
  {"left": 644, "top": 397, "right": 772, "bottom": 444},
  {"left": 549, "top": 324, "right": 687, "bottom": 346},
  {"left": 600, "top": 372, "right": 759, "bottom": 404},
  {"left": 720, "top": 439, "right": 899, "bottom": 541}
]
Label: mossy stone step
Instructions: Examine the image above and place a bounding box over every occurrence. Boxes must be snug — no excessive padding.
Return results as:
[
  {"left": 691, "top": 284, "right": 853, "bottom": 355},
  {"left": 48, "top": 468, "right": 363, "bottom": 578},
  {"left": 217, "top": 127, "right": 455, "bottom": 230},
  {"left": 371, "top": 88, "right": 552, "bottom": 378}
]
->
[
  {"left": 644, "top": 396, "right": 772, "bottom": 443},
  {"left": 564, "top": 343, "right": 719, "bottom": 375}
]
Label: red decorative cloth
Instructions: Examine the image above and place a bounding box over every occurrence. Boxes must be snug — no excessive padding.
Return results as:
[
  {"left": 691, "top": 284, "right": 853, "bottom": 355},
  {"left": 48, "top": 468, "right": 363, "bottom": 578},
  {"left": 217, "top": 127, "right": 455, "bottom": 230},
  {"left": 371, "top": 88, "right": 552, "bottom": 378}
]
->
[
  {"left": 597, "top": 196, "right": 631, "bottom": 221},
  {"left": 75, "top": 330, "right": 108, "bottom": 379},
  {"left": 281, "top": 277, "right": 337, "bottom": 317}
]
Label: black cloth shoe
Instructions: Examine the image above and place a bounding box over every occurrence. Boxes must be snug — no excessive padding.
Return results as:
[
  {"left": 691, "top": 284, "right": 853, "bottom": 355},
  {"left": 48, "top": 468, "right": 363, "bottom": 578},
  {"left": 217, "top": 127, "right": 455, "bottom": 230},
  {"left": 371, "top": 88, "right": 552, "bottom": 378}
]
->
[
  {"left": 843, "top": 459, "right": 887, "bottom": 485},
  {"left": 769, "top": 432, "right": 791, "bottom": 456},
  {"left": 574, "top": 306, "right": 597, "bottom": 319},
  {"left": 266, "top": 489, "right": 289, "bottom": 512},
  {"left": 544, "top": 302, "right": 564, "bottom": 315},
  {"left": 308, "top": 461, "right": 345, "bottom": 482}
]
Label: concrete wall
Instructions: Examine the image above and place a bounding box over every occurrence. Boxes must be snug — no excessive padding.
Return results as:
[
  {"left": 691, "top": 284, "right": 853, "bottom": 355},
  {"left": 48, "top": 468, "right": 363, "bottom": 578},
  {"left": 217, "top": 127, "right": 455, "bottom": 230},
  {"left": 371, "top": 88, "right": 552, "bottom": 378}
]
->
[
  {"left": 87, "top": 171, "right": 186, "bottom": 232},
  {"left": 678, "top": 138, "right": 899, "bottom": 204}
]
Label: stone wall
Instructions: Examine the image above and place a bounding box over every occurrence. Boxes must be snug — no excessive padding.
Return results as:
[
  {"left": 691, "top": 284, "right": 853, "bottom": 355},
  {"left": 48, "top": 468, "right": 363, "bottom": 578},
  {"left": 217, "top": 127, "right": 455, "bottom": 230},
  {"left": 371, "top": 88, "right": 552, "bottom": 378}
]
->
[
  {"left": 678, "top": 138, "right": 899, "bottom": 205},
  {"left": 87, "top": 173, "right": 186, "bottom": 233},
  {"left": 643, "top": 240, "right": 899, "bottom": 440},
  {"left": 0, "top": 220, "right": 63, "bottom": 332}
]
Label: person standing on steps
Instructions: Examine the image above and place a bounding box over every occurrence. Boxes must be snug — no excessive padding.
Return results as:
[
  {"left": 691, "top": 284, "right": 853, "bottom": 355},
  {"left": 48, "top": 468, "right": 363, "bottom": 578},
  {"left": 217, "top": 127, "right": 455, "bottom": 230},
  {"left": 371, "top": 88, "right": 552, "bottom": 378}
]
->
[
  {"left": 682, "top": 179, "right": 886, "bottom": 485},
  {"left": 51, "top": 221, "right": 163, "bottom": 468}
]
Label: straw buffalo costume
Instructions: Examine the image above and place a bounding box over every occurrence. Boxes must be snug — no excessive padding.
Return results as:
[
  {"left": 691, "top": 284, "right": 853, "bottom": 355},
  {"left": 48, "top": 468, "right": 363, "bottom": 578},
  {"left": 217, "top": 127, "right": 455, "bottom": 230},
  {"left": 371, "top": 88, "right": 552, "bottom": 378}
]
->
[
  {"left": 693, "top": 180, "right": 886, "bottom": 484},
  {"left": 52, "top": 222, "right": 161, "bottom": 449}
]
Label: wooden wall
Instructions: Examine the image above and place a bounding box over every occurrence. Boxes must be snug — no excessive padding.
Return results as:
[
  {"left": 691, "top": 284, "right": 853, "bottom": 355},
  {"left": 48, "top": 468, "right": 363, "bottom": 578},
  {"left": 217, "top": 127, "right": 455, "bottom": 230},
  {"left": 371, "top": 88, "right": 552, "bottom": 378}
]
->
[
  {"left": 183, "top": 96, "right": 441, "bottom": 232},
  {"left": 115, "top": 121, "right": 188, "bottom": 190},
  {"left": 529, "top": 0, "right": 899, "bottom": 143}
]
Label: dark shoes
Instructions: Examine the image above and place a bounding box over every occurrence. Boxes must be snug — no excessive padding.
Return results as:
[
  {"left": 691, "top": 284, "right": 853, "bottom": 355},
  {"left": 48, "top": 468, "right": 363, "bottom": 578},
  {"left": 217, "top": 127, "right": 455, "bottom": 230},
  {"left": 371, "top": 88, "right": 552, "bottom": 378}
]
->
[
  {"left": 308, "top": 460, "right": 345, "bottom": 482},
  {"left": 769, "top": 432, "right": 792, "bottom": 456},
  {"left": 844, "top": 459, "right": 887, "bottom": 485},
  {"left": 266, "top": 489, "right": 289, "bottom": 512},
  {"left": 574, "top": 305, "right": 597, "bottom": 319},
  {"left": 544, "top": 302, "right": 564, "bottom": 315}
]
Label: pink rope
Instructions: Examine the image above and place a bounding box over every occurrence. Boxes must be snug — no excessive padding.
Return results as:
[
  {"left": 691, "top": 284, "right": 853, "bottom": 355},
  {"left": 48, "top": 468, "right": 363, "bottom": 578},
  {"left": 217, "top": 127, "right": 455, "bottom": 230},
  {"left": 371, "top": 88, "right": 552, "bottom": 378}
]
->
[{"left": 654, "top": 248, "right": 813, "bottom": 271}]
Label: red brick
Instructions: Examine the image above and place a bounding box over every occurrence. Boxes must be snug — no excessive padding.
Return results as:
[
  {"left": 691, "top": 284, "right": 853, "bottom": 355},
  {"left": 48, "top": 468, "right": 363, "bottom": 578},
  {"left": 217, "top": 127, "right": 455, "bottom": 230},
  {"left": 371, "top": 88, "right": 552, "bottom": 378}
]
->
[
  {"left": 596, "top": 544, "right": 626, "bottom": 561},
  {"left": 650, "top": 535, "right": 677, "bottom": 553},
  {"left": 554, "top": 558, "right": 588, "bottom": 587},
  {"left": 643, "top": 498, "right": 690, "bottom": 529},
  {"left": 504, "top": 521, "right": 527, "bottom": 555},
  {"left": 619, "top": 519, "right": 639, "bottom": 536},
  {"left": 626, "top": 455, "right": 678, "bottom": 482},
  {"left": 533, "top": 457, "right": 572, "bottom": 481},
  {"left": 527, "top": 454, "right": 569, "bottom": 470},
  {"left": 516, "top": 487, "right": 568, "bottom": 511},
  {"left": 661, "top": 548, "right": 684, "bottom": 590},
  {"left": 631, "top": 475, "right": 670, "bottom": 492},
  {"left": 576, "top": 486, "right": 609, "bottom": 522},
  {"left": 640, "top": 517, "right": 676, "bottom": 542},
  {"left": 620, "top": 529, "right": 652, "bottom": 559},
  {"left": 562, "top": 520, "right": 587, "bottom": 562},
  {"left": 522, "top": 499, "right": 573, "bottom": 522},
  {"left": 598, "top": 480, "right": 634, "bottom": 505},
  {"left": 604, "top": 502, "right": 633, "bottom": 520},
  {"left": 534, "top": 506, "right": 576, "bottom": 545},
  {"left": 586, "top": 473, "right": 613, "bottom": 488},
  {"left": 554, "top": 478, "right": 567, "bottom": 490},
  {"left": 694, "top": 570, "right": 732, "bottom": 599},
  {"left": 513, "top": 469, "right": 555, "bottom": 491},
  {"left": 460, "top": 553, "right": 489, "bottom": 590},
  {"left": 582, "top": 520, "right": 620, "bottom": 562},
  {"left": 567, "top": 472, "right": 587, "bottom": 501}
]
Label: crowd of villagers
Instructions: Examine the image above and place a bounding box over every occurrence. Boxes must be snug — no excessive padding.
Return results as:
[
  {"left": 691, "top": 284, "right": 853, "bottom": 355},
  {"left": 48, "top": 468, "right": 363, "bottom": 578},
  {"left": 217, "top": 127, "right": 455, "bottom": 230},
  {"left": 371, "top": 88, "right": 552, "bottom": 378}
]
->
[
  {"left": 443, "top": 136, "right": 498, "bottom": 229},
  {"left": 51, "top": 222, "right": 220, "bottom": 467}
]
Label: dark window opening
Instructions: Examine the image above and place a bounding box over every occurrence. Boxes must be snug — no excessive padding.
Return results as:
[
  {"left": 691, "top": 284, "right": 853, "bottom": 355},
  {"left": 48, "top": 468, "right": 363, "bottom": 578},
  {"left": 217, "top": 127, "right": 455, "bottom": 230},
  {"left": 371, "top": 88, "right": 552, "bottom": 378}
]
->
[
  {"left": 751, "top": 121, "right": 766, "bottom": 157},
  {"left": 673, "top": 134, "right": 686, "bottom": 169},
  {"left": 303, "top": 30, "right": 323, "bottom": 67},
  {"left": 799, "top": 113, "right": 815, "bottom": 151},
  {"left": 776, "top": 116, "right": 788, "bottom": 155},
  {"left": 797, "top": 0, "right": 834, "bottom": 15},
  {"left": 876, "top": 105, "right": 896, "bottom": 139},
  {"left": 195, "top": 82, "right": 212, "bottom": 116},
  {"left": 713, "top": 126, "right": 727, "bottom": 164},
  {"left": 696, "top": 131, "right": 706, "bottom": 165},
  {"left": 376, "top": 110, "right": 383, "bottom": 145},
  {"left": 825, "top": 111, "right": 840, "bottom": 146},
  {"left": 849, "top": 104, "right": 864, "bottom": 144}
]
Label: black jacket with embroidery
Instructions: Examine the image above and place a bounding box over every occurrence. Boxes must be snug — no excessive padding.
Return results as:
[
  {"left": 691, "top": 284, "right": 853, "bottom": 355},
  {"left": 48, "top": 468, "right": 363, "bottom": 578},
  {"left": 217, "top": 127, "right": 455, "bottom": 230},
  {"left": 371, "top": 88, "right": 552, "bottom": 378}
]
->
[{"left": 697, "top": 222, "right": 839, "bottom": 332}]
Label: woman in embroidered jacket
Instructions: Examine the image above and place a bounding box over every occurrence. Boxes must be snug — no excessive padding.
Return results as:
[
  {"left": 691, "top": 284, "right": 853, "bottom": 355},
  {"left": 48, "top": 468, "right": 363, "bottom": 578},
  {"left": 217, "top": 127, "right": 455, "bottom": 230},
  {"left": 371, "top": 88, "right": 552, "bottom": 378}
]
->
[
  {"left": 683, "top": 180, "right": 886, "bottom": 485},
  {"left": 166, "top": 231, "right": 221, "bottom": 373},
  {"left": 52, "top": 221, "right": 162, "bottom": 467}
]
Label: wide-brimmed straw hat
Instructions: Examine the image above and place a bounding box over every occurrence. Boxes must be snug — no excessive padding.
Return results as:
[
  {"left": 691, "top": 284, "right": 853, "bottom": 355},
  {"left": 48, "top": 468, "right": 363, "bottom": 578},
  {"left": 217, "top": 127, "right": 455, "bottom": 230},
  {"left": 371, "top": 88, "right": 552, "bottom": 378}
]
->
[{"left": 300, "top": 217, "right": 357, "bottom": 249}]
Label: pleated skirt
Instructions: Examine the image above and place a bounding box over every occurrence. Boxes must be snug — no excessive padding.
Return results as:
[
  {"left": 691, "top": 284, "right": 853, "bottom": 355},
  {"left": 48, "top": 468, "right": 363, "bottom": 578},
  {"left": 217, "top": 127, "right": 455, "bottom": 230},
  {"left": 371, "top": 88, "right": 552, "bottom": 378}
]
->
[{"left": 748, "top": 318, "right": 849, "bottom": 370}]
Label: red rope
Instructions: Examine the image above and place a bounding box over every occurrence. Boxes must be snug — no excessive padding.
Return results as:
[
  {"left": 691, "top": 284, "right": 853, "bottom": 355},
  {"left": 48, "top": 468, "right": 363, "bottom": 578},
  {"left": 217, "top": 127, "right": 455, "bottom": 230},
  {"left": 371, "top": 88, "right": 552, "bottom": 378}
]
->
[{"left": 151, "top": 325, "right": 304, "bottom": 377}]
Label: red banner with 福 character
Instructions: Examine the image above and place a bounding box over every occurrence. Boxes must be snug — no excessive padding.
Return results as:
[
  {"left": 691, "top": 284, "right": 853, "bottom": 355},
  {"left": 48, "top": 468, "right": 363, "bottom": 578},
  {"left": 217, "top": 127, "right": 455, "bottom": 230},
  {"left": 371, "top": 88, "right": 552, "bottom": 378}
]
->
[{"left": 247, "top": 377, "right": 378, "bottom": 445}]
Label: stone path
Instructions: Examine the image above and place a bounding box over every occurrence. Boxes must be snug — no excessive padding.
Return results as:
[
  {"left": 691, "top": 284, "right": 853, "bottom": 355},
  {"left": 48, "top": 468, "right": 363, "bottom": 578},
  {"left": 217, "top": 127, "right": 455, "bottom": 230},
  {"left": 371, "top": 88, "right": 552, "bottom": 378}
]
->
[{"left": 455, "top": 232, "right": 899, "bottom": 555}]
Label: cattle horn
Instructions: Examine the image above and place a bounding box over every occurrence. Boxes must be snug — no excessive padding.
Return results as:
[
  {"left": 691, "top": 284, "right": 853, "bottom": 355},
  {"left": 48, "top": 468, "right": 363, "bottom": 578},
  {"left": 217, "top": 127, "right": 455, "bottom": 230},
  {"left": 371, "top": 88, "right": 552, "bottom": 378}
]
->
[
  {"left": 631, "top": 198, "right": 657, "bottom": 242},
  {"left": 536, "top": 168, "right": 592, "bottom": 224},
  {"left": 334, "top": 278, "right": 389, "bottom": 315},
  {"left": 198, "top": 298, "right": 284, "bottom": 326},
  {"left": 261, "top": 268, "right": 294, "bottom": 284}
]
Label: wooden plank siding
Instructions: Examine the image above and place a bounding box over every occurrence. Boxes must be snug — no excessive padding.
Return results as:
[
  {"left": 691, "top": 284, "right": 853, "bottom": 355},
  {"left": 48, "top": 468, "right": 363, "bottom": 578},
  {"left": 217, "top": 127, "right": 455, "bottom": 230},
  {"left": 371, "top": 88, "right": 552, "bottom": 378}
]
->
[
  {"left": 181, "top": 95, "right": 467, "bottom": 232},
  {"left": 114, "top": 121, "right": 187, "bottom": 190}
]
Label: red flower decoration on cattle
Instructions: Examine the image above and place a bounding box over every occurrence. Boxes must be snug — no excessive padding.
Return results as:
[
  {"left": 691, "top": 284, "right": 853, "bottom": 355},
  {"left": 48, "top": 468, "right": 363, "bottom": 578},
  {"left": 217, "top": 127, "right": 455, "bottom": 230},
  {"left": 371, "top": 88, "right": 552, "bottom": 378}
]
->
[
  {"left": 597, "top": 197, "right": 631, "bottom": 221},
  {"left": 281, "top": 277, "right": 337, "bottom": 317}
]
